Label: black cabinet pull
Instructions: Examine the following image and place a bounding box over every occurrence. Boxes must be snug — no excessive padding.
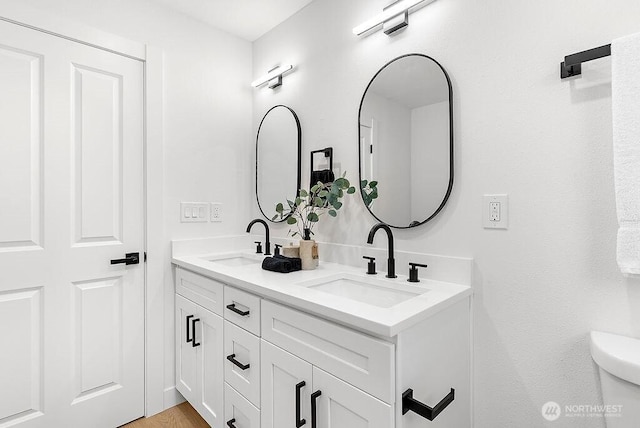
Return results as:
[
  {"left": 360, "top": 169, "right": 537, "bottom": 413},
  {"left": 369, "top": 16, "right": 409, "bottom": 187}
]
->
[
  {"left": 191, "top": 318, "right": 200, "bottom": 347},
  {"left": 226, "top": 303, "right": 250, "bottom": 317},
  {"left": 402, "top": 388, "right": 455, "bottom": 421},
  {"left": 110, "top": 252, "right": 140, "bottom": 265},
  {"left": 226, "top": 354, "right": 250, "bottom": 370},
  {"left": 186, "top": 315, "right": 194, "bottom": 343},
  {"left": 226, "top": 418, "right": 237, "bottom": 428},
  {"left": 311, "top": 390, "right": 321, "bottom": 428},
  {"left": 296, "top": 381, "right": 306, "bottom": 427}
]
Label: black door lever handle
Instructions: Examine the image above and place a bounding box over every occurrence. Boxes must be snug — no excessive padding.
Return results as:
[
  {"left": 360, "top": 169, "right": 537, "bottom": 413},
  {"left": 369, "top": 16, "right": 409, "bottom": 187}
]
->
[{"left": 110, "top": 252, "right": 140, "bottom": 265}]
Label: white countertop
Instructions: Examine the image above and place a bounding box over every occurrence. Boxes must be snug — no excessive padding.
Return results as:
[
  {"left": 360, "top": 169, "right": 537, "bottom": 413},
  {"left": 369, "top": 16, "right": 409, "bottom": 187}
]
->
[{"left": 172, "top": 249, "right": 472, "bottom": 338}]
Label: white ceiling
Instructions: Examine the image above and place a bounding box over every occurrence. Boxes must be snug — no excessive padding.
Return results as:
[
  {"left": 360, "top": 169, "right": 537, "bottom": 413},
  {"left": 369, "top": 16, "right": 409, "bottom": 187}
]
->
[{"left": 150, "top": 0, "right": 314, "bottom": 42}]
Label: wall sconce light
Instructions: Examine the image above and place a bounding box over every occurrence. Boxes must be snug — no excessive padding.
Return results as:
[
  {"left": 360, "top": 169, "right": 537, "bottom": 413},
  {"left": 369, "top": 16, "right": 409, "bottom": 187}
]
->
[
  {"left": 251, "top": 64, "right": 294, "bottom": 89},
  {"left": 353, "top": 0, "right": 433, "bottom": 36}
]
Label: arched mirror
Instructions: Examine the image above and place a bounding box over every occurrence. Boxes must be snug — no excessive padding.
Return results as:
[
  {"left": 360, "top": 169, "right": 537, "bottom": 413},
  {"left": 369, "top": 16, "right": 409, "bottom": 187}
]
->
[
  {"left": 256, "top": 105, "right": 302, "bottom": 222},
  {"left": 358, "top": 53, "right": 453, "bottom": 228}
]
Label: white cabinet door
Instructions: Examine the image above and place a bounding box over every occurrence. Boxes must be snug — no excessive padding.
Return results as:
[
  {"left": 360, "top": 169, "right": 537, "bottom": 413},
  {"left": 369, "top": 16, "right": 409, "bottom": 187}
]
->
[
  {"left": 261, "top": 340, "right": 312, "bottom": 428},
  {"left": 195, "top": 305, "right": 224, "bottom": 427},
  {"left": 176, "top": 295, "right": 199, "bottom": 404},
  {"left": 0, "top": 20, "right": 144, "bottom": 428},
  {"left": 312, "top": 367, "right": 393, "bottom": 428}
]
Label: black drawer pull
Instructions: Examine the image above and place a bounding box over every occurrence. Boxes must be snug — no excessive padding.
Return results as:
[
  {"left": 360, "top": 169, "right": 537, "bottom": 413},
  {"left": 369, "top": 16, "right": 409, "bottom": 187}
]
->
[
  {"left": 296, "top": 381, "right": 306, "bottom": 427},
  {"left": 311, "top": 390, "right": 321, "bottom": 428},
  {"left": 226, "top": 418, "right": 237, "bottom": 428},
  {"left": 186, "top": 315, "right": 194, "bottom": 343},
  {"left": 402, "top": 388, "right": 455, "bottom": 421},
  {"left": 191, "top": 318, "right": 200, "bottom": 347},
  {"left": 226, "top": 354, "right": 250, "bottom": 370},
  {"left": 226, "top": 303, "right": 250, "bottom": 316}
]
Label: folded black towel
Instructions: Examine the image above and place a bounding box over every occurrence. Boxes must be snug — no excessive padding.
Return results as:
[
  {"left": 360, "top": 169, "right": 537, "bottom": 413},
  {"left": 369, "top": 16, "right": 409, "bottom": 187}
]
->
[
  {"left": 310, "top": 169, "right": 334, "bottom": 186},
  {"left": 275, "top": 254, "right": 302, "bottom": 271},
  {"left": 262, "top": 255, "right": 302, "bottom": 274}
]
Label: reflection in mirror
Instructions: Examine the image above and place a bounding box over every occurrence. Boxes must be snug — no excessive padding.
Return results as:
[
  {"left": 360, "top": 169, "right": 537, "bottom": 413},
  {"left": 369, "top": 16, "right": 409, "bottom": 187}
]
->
[
  {"left": 256, "top": 105, "right": 301, "bottom": 222},
  {"left": 358, "top": 53, "right": 453, "bottom": 228}
]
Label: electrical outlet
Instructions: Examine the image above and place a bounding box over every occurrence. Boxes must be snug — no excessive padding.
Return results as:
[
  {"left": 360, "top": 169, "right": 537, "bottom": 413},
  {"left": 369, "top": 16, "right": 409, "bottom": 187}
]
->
[
  {"left": 210, "top": 203, "right": 223, "bottom": 222},
  {"left": 181, "top": 202, "right": 209, "bottom": 223},
  {"left": 483, "top": 195, "right": 508, "bottom": 229}
]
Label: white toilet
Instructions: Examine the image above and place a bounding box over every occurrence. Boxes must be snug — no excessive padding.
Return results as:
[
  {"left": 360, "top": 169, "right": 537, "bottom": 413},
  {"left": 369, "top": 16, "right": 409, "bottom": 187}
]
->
[{"left": 591, "top": 331, "right": 640, "bottom": 428}]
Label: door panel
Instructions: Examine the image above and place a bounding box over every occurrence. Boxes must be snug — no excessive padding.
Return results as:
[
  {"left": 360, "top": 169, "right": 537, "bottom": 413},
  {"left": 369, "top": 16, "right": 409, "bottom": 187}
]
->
[
  {"left": 0, "top": 20, "right": 144, "bottom": 428},
  {"left": 71, "top": 64, "right": 124, "bottom": 245},
  {"left": 261, "top": 340, "right": 312, "bottom": 428},
  {"left": 176, "top": 295, "right": 198, "bottom": 404},
  {"left": 312, "top": 367, "right": 393, "bottom": 428},
  {"left": 0, "top": 288, "right": 43, "bottom": 426},
  {"left": 0, "top": 44, "right": 43, "bottom": 250},
  {"left": 71, "top": 277, "right": 124, "bottom": 402},
  {"left": 197, "top": 307, "right": 224, "bottom": 426}
]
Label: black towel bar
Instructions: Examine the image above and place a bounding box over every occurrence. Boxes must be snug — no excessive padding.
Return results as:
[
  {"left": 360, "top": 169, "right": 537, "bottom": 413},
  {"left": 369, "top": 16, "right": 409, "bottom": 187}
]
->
[{"left": 560, "top": 44, "right": 611, "bottom": 79}]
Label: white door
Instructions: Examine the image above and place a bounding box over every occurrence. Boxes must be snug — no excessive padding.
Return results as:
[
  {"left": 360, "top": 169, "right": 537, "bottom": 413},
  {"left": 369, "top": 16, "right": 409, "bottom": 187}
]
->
[
  {"left": 261, "top": 340, "right": 312, "bottom": 428},
  {"left": 312, "top": 367, "right": 393, "bottom": 428},
  {"left": 0, "top": 20, "right": 144, "bottom": 428}
]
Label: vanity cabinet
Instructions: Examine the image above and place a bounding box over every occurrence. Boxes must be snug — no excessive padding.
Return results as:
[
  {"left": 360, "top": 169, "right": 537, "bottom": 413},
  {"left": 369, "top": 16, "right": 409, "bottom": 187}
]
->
[
  {"left": 175, "top": 266, "right": 471, "bottom": 428},
  {"left": 175, "top": 294, "right": 224, "bottom": 426},
  {"left": 261, "top": 340, "right": 392, "bottom": 428},
  {"left": 175, "top": 270, "right": 225, "bottom": 427}
]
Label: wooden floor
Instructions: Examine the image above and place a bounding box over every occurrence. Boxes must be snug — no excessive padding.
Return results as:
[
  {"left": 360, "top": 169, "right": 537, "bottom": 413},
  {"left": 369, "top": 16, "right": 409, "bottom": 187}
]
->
[{"left": 121, "top": 402, "right": 209, "bottom": 428}]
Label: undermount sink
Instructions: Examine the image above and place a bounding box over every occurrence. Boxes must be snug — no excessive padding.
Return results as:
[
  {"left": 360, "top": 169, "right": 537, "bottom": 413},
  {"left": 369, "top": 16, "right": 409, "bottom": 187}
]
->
[
  {"left": 296, "top": 273, "right": 428, "bottom": 308},
  {"left": 204, "top": 253, "right": 263, "bottom": 267}
]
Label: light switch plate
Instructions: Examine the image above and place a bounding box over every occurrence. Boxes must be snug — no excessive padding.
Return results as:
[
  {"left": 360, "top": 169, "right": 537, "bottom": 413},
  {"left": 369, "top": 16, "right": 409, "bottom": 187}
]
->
[
  {"left": 181, "top": 202, "right": 209, "bottom": 223},
  {"left": 483, "top": 194, "right": 508, "bottom": 229}
]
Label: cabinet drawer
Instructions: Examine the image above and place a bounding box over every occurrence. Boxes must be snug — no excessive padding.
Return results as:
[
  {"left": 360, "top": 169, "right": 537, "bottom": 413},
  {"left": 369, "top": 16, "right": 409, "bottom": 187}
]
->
[
  {"left": 176, "top": 267, "right": 224, "bottom": 316},
  {"left": 225, "top": 383, "right": 260, "bottom": 428},
  {"left": 224, "top": 285, "right": 261, "bottom": 336},
  {"left": 261, "top": 300, "right": 395, "bottom": 404},
  {"left": 225, "top": 321, "right": 261, "bottom": 408}
]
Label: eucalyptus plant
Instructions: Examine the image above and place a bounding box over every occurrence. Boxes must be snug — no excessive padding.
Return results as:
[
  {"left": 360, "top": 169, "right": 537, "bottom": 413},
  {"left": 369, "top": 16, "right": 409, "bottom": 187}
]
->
[
  {"left": 273, "top": 172, "right": 356, "bottom": 239},
  {"left": 360, "top": 179, "right": 379, "bottom": 207}
]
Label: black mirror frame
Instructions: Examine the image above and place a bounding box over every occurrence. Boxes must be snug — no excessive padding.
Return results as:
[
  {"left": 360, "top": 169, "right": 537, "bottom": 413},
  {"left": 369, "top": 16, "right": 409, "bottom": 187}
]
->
[
  {"left": 357, "top": 53, "right": 454, "bottom": 229},
  {"left": 256, "top": 104, "right": 302, "bottom": 223}
]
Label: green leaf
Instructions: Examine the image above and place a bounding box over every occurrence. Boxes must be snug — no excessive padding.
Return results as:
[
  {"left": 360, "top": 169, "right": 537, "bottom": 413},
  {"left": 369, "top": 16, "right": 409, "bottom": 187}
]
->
[
  {"left": 314, "top": 197, "right": 324, "bottom": 207},
  {"left": 299, "top": 189, "right": 308, "bottom": 197},
  {"left": 347, "top": 187, "right": 356, "bottom": 194},
  {"left": 332, "top": 201, "right": 343, "bottom": 210},
  {"left": 276, "top": 203, "right": 284, "bottom": 213},
  {"left": 307, "top": 212, "right": 319, "bottom": 222},
  {"left": 318, "top": 190, "right": 329, "bottom": 198},
  {"left": 287, "top": 216, "right": 297, "bottom": 225},
  {"left": 338, "top": 189, "right": 344, "bottom": 198},
  {"left": 328, "top": 209, "right": 337, "bottom": 217},
  {"left": 295, "top": 197, "right": 302, "bottom": 206},
  {"left": 310, "top": 183, "right": 321, "bottom": 193},
  {"left": 369, "top": 181, "right": 378, "bottom": 188},
  {"left": 361, "top": 180, "right": 368, "bottom": 188}
]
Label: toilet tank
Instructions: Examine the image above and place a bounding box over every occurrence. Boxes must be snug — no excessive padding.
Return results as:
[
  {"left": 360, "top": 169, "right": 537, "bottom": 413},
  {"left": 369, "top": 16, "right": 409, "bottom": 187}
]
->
[{"left": 591, "top": 331, "right": 640, "bottom": 428}]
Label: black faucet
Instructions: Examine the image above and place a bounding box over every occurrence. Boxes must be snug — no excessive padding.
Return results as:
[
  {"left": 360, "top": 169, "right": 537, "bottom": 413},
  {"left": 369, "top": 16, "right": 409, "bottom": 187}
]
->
[
  {"left": 367, "top": 223, "right": 396, "bottom": 278},
  {"left": 246, "top": 219, "right": 271, "bottom": 255}
]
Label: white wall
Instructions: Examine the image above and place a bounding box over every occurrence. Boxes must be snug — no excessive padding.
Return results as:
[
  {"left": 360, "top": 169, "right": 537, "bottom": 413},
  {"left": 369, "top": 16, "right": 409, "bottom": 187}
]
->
[
  {"left": 253, "top": 0, "right": 640, "bottom": 426},
  {"left": 0, "top": 0, "right": 253, "bottom": 411}
]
